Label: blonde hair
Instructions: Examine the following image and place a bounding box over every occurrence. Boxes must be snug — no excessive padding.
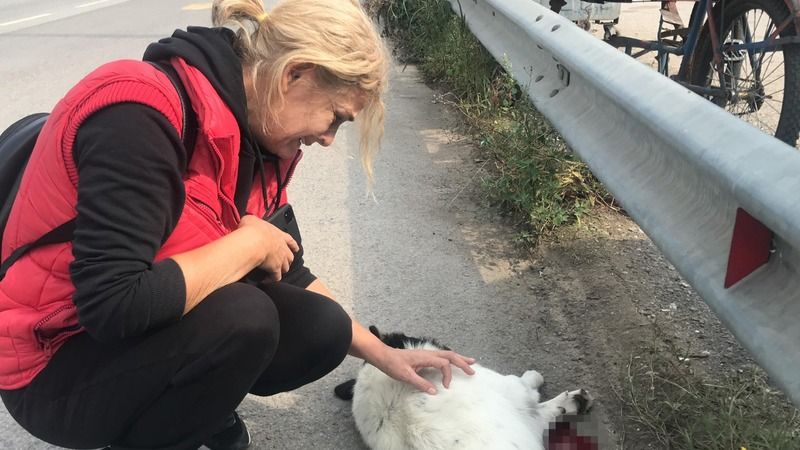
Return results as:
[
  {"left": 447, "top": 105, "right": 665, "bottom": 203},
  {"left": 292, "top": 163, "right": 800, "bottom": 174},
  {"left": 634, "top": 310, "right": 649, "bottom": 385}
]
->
[{"left": 212, "top": 0, "right": 390, "bottom": 182}]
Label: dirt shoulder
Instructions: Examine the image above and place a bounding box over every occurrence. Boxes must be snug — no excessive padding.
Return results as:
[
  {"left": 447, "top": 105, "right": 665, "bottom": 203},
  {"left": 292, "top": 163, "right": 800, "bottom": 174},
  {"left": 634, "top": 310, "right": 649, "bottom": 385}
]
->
[
  {"left": 437, "top": 123, "right": 774, "bottom": 448},
  {"left": 465, "top": 199, "right": 773, "bottom": 447},
  {"left": 535, "top": 206, "right": 766, "bottom": 447}
]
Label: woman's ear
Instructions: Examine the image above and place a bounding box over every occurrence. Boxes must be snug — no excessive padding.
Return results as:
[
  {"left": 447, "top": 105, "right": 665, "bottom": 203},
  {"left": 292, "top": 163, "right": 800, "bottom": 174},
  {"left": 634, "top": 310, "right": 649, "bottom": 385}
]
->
[{"left": 284, "top": 62, "right": 316, "bottom": 86}]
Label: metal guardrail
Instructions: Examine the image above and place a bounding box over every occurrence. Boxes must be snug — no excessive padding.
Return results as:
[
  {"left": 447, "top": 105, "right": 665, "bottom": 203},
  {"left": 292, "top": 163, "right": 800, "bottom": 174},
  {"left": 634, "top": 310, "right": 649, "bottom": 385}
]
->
[{"left": 448, "top": 0, "right": 800, "bottom": 405}]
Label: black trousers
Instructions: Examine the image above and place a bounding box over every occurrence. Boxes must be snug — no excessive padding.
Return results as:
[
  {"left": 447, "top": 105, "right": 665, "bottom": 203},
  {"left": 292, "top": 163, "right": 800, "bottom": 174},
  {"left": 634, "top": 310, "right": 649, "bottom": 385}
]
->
[{"left": 0, "top": 282, "right": 352, "bottom": 450}]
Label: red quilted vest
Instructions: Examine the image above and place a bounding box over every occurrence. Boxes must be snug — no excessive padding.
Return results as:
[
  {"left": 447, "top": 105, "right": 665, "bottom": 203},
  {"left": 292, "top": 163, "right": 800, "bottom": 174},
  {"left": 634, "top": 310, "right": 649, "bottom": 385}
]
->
[{"left": 0, "top": 57, "right": 299, "bottom": 389}]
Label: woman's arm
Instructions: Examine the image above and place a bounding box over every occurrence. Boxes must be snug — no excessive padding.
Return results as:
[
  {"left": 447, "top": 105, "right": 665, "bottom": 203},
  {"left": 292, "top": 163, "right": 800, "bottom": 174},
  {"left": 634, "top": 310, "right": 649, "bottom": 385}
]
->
[
  {"left": 305, "top": 279, "right": 475, "bottom": 394},
  {"left": 303, "top": 280, "right": 385, "bottom": 360},
  {"left": 71, "top": 104, "right": 296, "bottom": 341},
  {"left": 171, "top": 216, "right": 297, "bottom": 314},
  {"left": 71, "top": 104, "right": 190, "bottom": 342}
]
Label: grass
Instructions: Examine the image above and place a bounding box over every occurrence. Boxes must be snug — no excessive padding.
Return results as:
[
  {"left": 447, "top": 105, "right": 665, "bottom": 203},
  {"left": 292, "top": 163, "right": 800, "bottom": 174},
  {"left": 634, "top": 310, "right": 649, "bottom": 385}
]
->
[
  {"left": 618, "top": 330, "right": 800, "bottom": 449},
  {"left": 365, "top": 0, "right": 604, "bottom": 244}
]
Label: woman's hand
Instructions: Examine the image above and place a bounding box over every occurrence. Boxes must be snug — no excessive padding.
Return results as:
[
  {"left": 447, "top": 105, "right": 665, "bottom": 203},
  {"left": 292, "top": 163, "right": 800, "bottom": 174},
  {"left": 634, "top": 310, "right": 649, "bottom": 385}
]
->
[
  {"left": 374, "top": 347, "right": 476, "bottom": 395},
  {"left": 238, "top": 215, "right": 299, "bottom": 282}
]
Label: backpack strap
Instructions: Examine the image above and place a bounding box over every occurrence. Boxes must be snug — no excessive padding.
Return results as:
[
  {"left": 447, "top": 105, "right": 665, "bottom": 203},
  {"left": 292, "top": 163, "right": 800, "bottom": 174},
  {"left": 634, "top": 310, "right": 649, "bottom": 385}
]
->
[
  {"left": 0, "top": 220, "right": 75, "bottom": 279},
  {"left": 0, "top": 62, "right": 196, "bottom": 281},
  {"left": 149, "top": 61, "right": 197, "bottom": 161}
]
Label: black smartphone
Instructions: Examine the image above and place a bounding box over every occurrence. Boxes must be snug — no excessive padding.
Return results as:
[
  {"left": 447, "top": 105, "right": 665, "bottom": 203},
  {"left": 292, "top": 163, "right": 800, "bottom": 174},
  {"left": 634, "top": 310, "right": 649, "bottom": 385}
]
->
[
  {"left": 244, "top": 204, "right": 302, "bottom": 284},
  {"left": 266, "top": 203, "right": 301, "bottom": 245}
]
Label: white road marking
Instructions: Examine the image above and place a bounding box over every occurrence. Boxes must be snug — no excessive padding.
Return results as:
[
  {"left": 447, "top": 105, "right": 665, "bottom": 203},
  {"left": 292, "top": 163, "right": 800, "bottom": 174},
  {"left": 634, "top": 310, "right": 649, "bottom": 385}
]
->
[
  {"left": 182, "top": 2, "right": 212, "bottom": 11},
  {"left": 76, "top": 0, "right": 112, "bottom": 8},
  {"left": 0, "top": 13, "right": 52, "bottom": 27},
  {"left": 0, "top": 0, "right": 133, "bottom": 34}
]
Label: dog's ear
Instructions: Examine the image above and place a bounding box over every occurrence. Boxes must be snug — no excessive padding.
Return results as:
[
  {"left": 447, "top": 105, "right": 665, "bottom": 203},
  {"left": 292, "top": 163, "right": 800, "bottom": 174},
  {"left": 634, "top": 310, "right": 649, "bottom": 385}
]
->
[
  {"left": 368, "top": 325, "right": 381, "bottom": 339},
  {"left": 334, "top": 379, "right": 356, "bottom": 401}
]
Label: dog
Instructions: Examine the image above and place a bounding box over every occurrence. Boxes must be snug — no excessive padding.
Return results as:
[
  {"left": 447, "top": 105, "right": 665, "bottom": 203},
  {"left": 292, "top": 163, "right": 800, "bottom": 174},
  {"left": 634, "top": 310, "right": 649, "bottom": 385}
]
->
[{"left": 334, "top": 326, "right": 594, "bottom": 450}]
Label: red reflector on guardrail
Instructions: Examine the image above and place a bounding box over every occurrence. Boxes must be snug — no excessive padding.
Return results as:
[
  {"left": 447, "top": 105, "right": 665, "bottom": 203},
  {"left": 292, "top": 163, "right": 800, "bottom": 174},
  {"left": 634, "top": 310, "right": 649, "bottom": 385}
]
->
[{"left": 724, "top": 208, "right": 773, "bottom": 288}]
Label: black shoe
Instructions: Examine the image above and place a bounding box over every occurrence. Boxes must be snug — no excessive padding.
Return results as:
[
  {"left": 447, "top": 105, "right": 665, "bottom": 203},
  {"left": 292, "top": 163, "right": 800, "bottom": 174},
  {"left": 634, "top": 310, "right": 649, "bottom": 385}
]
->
[{"left": 203, "top": 411, "right": 251, "bottom": 450}]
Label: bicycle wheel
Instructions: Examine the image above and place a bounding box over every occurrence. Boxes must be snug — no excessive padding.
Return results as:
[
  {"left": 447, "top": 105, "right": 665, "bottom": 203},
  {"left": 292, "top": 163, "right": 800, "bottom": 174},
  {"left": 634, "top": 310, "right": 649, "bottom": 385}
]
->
[{"left": 690, "top": 0, "right": 800, "bottom": 146}]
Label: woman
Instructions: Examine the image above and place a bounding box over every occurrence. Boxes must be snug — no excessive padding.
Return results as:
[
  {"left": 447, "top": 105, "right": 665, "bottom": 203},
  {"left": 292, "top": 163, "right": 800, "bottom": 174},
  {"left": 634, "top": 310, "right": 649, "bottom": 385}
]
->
[{"left": 0, "top": 0, "right": 474, "bottom": 448}]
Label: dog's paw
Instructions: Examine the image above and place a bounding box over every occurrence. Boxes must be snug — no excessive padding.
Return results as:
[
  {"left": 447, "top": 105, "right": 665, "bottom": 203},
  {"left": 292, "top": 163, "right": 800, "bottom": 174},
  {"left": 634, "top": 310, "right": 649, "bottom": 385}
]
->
[
  {"left": 543, "top": 389, "right": 594, "bottom": 416},
  {"left": 521, "top": 370, "right": 545, "bottom": 389},
  {"left": 569, "top": 389, "right": 594, "bottom": 414},
  {"left": 565, "top": 389, "right": 593, "bottom": 414},
  {"left": 334, "top": 379, "right": 356, "bottom": 400}
]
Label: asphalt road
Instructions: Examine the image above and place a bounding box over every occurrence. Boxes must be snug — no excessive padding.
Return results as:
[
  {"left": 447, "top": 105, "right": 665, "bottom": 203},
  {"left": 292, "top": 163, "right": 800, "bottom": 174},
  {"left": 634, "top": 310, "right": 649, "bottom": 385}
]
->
[{"left": 1, "top": 1, "right": 597, "bottom": 449}]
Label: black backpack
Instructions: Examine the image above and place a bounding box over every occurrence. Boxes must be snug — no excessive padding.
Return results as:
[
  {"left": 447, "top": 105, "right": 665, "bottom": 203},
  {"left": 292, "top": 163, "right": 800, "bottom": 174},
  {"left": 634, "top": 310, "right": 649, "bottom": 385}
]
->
[
  {"left": 0, "top": 112, "right": 50, "bottom": 238},
  {"left": 0, "top": 61, "right": 195, "bottom": 280}
]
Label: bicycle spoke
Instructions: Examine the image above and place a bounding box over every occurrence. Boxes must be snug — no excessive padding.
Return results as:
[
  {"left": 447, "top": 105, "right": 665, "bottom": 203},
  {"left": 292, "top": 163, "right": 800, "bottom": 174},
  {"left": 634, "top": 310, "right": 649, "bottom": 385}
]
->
[
  {"left": 753, "top": 14, "right": 771, "bottom": 73},
  {"left": 739, "top": 94, "right": 781, "bottom": 127},
  {"left": 762, "top": 99, "right": 783, "bottom": 116},
  {"left": 760, "top": 74, "right": 786, "bottom": 89},
  {"left": 689, "top": 0, "right": 798, "bottom": 144},
  {"left": 752, "top": 108, "right": 769, "bottom": 129},
  {"left": 735, "top": 56, "right": 784, "bottom": 88},
  {"left": 744, "top": 106, "right": 772, "bottom": 131},
  {"left": 759, "top": 49, "right": 780, "bottom": 80},
  {"left": 744, "top": 94, "right": 775, "bottom": 127},
  {"left": 759, "top": 53, "right": 785, "bottom": 83},
  {"left": 728, "top": 12, "right": 784, "bottom": 133},
  {"left": 754, "top": 10, "right": 767, "bottom": 36}
]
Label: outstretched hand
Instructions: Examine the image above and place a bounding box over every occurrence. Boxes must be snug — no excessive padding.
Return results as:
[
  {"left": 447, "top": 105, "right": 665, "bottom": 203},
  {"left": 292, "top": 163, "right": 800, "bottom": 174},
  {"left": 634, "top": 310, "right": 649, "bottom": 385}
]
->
[{"left": 375, "top": 347, "right": 476, "bottom": 394}]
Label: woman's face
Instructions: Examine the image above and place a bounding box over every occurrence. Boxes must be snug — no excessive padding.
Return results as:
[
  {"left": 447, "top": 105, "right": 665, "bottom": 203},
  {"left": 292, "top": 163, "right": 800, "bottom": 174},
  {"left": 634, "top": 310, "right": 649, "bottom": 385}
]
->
[{"left": 249, "top": 64, "right": 367, "bottom": 159}]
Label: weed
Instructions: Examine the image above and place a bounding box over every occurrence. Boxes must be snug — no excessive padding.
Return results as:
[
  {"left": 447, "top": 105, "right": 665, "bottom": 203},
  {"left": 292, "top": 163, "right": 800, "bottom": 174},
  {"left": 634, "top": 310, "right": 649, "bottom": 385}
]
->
[
  {"left": 364, "top": 0, "right": 604, "bottom": 243},
  {"left": 618, "top": 330, "right": 800, "bottom": 449}
]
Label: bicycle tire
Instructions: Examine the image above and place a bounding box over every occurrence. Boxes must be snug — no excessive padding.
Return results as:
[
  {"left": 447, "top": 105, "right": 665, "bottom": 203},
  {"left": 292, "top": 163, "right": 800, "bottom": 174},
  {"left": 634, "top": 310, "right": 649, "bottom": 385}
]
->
[{"left": 690, "top": 0, "right": 800, "bottom": 146}]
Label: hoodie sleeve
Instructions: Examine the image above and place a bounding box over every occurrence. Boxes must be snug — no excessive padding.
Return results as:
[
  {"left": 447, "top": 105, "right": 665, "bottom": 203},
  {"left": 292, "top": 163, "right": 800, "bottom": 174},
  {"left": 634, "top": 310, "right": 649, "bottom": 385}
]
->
[{"left": 69, "top": 102, "right": 187, "bottom": 343}]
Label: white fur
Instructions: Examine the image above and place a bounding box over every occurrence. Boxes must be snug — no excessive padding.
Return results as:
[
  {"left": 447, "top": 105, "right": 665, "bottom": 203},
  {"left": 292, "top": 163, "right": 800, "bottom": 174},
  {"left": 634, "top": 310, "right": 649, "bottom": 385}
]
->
[{"left": 351, "top": 342, "right": 591, "bottom": 450}]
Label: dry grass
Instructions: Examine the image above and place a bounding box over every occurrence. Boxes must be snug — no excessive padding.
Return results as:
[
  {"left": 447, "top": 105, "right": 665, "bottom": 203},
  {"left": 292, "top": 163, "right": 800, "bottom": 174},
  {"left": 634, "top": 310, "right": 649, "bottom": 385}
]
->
[{"left": 617, "top": 332, "right": 800, "bottom": 449}]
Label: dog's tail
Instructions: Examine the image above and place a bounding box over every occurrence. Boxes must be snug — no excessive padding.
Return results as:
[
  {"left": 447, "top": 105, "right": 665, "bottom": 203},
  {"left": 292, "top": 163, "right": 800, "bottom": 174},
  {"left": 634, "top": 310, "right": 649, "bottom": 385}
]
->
[{"left": 334, "top": 379, "right": 356, "bottom": 400}]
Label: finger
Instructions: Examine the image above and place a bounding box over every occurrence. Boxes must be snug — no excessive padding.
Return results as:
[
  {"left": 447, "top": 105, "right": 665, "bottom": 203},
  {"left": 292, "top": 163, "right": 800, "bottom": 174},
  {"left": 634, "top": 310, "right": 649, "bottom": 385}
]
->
[
  {"left": 438, "top": 358, "right": 452, "bottom": 389},
  {"left": 285, "top": 235, "right": 300, "bottom": 252},
  {"left": 271, "top": 269, "right": 282, "bottom": 282},
  {"left": 451, "top": 355, "right": 476, "bottom": 375},
  {"left": 440, "top": 352, "right": 476, "bottom": 375},
  {"left": 408, "top": 372, "right": 437, "bottom": 395},
  {"left": 262, "top": 272, "right": 279, "bottom": 283},
  {"left": 283, "top": 251, "right": 294, "bottom": 273}
]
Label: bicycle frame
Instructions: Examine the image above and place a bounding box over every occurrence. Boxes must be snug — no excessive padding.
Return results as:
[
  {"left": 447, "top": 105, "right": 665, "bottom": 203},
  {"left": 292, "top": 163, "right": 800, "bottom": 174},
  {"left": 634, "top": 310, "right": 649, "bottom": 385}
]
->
[
  {"left": 605, "top": 1, "right": 708, "bottom": 79},
  {"left": 606, "top": 0, "right": 800, "bottom": 97}
]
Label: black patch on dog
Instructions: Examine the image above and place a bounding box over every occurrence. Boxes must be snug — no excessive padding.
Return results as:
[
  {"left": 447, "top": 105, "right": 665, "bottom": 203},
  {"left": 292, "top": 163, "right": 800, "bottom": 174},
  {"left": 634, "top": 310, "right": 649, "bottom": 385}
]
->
[
  {"left": 334, "top": 325, "right": 452, "bottom": 401},
  {"left": 334, "top": 379, "right": 356, "bottom": 400},
  {"left": 575, "top": 389, "right": 591, "bottom": 414},
  {"left": 368, "top": 325, "right": 451, "bottom": 351},
  {"left": 368, "top": 325, "right": 381, "bottom": 338}
]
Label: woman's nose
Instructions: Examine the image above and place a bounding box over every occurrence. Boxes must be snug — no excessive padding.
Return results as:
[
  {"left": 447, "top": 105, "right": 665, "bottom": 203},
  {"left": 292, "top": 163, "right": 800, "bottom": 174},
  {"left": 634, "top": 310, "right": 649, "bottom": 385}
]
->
[{"left": 318, "top": 131, "right": 336, "bottom": 147}]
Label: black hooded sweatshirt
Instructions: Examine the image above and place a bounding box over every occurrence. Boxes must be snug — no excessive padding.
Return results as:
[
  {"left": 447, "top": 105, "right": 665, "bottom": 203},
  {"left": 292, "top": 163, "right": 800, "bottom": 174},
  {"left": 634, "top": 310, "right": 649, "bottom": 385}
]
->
[{"left": 69, "top": 27, "right": 314, "bottom": 343}]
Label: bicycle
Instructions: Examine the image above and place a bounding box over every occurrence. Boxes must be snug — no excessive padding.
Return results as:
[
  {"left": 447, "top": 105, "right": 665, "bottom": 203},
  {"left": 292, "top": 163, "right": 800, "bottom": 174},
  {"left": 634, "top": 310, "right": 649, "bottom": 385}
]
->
[{"left": 550, "top": 0, "right": 800, "bottom": 147}]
